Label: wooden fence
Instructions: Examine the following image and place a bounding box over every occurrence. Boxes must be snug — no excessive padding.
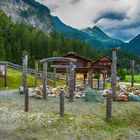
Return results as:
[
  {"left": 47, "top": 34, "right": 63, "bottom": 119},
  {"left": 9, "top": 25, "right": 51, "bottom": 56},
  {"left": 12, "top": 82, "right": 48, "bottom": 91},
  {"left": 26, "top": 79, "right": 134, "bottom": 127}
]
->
[{"left": 0, "top": 61, "right": 54, "bottom": 79}]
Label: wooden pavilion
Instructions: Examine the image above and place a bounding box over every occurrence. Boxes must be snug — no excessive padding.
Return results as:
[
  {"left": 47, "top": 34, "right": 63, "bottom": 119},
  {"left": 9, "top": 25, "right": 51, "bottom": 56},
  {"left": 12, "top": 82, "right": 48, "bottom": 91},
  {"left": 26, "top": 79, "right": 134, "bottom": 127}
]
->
[
  {"left": 52, "top": 52, "right": 116, "bottom": 89},
  {"left": 52, "top": 52, "right": 92, "bottom": 85},
  {"left": 91, "top": 56, "right": 113, "bottom": 76}
]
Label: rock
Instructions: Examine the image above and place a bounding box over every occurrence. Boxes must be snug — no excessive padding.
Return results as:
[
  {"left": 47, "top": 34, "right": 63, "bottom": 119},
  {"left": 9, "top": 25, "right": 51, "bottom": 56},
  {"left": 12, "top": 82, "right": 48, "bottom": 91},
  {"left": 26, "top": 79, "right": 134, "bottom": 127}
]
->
[
  {"left": 128, "top": 94, "right": 140, "bottom": 102},
  {"left": 34, "top": 87, "right": 42, "bottom": 99},
  {"left": 116, "top": 94, "right": 128, "bottom": 101},
  {"left": 19, "top": 86, "right": 24, "bottom": 94},
  {"left": 84, "top": 85, "right": 104, "bottom": 102}
]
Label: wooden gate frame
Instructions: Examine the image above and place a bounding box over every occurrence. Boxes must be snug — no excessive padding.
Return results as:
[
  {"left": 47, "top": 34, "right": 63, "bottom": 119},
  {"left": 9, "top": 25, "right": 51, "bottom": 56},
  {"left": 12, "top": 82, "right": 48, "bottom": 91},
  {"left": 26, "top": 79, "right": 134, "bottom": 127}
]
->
[{"left": 40, "top": 57, "right": 76, "bottom": 101}]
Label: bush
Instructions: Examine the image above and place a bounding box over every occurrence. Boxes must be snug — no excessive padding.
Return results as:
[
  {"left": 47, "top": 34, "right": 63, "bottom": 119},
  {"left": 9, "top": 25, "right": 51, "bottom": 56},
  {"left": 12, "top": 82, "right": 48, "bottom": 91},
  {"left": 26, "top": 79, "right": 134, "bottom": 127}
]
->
[{"left": 117, "top": 68, "right": 126, "bottom": 80}]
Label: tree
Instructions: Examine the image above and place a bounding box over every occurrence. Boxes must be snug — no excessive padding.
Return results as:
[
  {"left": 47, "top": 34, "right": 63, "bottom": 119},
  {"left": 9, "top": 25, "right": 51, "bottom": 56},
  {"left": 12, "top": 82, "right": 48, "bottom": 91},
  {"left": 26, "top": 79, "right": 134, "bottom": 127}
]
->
[{"left": 117, "top": 68, "right": 126, "bottom": 80}]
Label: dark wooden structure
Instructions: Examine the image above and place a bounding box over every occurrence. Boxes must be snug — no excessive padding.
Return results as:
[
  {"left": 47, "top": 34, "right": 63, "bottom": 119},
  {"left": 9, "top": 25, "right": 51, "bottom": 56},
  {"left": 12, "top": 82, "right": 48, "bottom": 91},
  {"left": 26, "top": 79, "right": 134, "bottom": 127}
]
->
[
  {"left": 64, "top": 52, "right": 92, "bottom": 87},
  {"left": 0, "top": 62, "right": 7, "bottom": 87},
  {"left": 91, "top": 56, "right": 115, "bottom": 89},
  {"left": 64, "top": 52, "right": 92, "bottom": 73},
  {"left": 53, "top": 52, "right": 114, "bottom": 89},
  {"left": 91, "top": 56, "right": 113, "bottom": 75}
]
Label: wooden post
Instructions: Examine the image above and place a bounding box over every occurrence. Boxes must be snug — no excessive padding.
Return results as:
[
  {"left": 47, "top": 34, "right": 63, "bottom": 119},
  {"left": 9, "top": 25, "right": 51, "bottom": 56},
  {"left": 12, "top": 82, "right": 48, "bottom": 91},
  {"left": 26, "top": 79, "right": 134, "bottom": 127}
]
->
[
  {"left": 103, "top": 71, "right": 106, "bottom": 90},
  {"left": 131, "top": 60, "right": 135, "bottom": 88},
  {"left": 90, "top": 69, "right": 93, "bottom": 88},
  {"left": 84, "top": 73, "right": 87, "bottom": 85},
  {"left": 74, "top": 70, "right": 76, "bottom": 91},
  {"left": 106, "top": 91, "right": 112, "bottom": 122},
  {"left": 25, "top": 88, "right": 29, "bottom": 112},
  {"left": 53, "top": 67, "right": 56, "bottom": 88},
  {"left": 97, "top": 69, "right": 100, "bottom": 90},
  {"left": 35, "top": 60, "right": 38, "bottom": 87},
  {"left": 22, "top": 55, "right": 28, "bottom": 93},
  {"left": 66, "top": 67, "right": 69, "bottom": 86},
  {"left": 69, "top": 62, "right": 74, "bottom": 102},
  {"left": 111, "top": 48, "right": 117, "bottom": 101},
  {"left": 88, "top": 70, "right": 93, "bottom": 88},
  {"left": 42, "top": 63, "right": 47, "bottom": 99},
  {"left": 4, "top": 64, "right": 7, "bottom": 87},
  {"left": 60, "top": 90, "right": 64, "bottom": 117}
]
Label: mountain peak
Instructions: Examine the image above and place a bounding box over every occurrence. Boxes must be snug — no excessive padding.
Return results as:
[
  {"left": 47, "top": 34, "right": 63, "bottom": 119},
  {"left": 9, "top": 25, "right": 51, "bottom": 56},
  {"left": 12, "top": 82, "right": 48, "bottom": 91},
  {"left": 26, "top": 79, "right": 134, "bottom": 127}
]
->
[
  {"left": 0, "top": 0, "right": 53, "bottom": 33},
  {"left": 92, "top": 26, "right": 101, "bottom": 30},
  {"left": 82, "top": 26, "right": 109, "bottom": 39},
  {"left": 82, "top": 26, "right": 123, "bottom": 47},
  {"left": 129, "top": 34, "right": 140, "bottom": 44}
]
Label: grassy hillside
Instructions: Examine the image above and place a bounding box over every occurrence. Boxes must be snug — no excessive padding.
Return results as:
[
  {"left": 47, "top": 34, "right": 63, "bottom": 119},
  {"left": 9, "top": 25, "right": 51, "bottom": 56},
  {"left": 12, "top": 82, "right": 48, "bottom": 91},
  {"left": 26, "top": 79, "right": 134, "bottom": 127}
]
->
[
  {"left": 0, "top": 69, "right": 64, "bottom": 90},
  {"left": 0, "top": 69, "right": 41, "bottom": 89}
]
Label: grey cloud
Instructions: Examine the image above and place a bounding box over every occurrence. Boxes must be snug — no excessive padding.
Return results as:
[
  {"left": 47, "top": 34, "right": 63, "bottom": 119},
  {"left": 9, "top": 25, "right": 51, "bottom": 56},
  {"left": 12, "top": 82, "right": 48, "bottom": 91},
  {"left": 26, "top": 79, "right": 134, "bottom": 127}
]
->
[
  {"left": 93, "top": 11, "right": 128, "bottom": 23},
  {"left": 70, "top": 0, "right": 83, "bottom": 5},
  {"left": 49, "top": 4, "right": 59, "bottom": 12},
  {"left": 104, "top": 28, "right": 134, "bottom": 41}
]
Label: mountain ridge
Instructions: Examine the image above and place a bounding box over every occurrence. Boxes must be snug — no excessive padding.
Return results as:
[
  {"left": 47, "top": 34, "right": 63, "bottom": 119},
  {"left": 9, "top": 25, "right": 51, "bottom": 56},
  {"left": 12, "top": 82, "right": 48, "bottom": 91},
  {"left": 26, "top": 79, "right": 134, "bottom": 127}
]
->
[{"left": 0, "top": 0, "right": 140, "bottom": 56}]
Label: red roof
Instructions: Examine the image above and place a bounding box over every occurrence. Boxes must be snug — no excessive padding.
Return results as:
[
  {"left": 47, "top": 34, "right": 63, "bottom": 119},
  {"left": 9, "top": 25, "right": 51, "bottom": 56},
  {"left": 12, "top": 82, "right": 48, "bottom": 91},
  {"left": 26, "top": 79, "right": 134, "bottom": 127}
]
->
[
  {"left": 64, "top": 52, "right": 92, "bottom": 63},
  {"left": 91, "top": 56, "right": 112, "bottom": 67}
]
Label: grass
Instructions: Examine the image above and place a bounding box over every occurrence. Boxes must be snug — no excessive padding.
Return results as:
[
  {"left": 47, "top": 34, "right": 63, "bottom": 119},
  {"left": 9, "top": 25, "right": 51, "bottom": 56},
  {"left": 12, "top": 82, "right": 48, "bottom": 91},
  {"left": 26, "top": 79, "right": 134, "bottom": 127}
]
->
[
  {"left": 0, "top": 91, "right": 140, "bottom": 140},
  {"left": 0, "top": 69, "right": 65, "bottom": 90},
  {"left": 123, "top": 75, "right": 140, "bottom": 83}
]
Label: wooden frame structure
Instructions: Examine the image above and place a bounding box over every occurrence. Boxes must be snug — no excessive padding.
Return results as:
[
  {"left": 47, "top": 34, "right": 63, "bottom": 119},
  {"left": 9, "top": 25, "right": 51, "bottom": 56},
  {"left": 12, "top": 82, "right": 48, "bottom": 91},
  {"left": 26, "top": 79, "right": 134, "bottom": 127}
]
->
[
  {"left": 40, "top": 57, "right": 76, "bottom": 101},
  {"left": 0, "top": 62, "right": 7, "bottom": 87}
]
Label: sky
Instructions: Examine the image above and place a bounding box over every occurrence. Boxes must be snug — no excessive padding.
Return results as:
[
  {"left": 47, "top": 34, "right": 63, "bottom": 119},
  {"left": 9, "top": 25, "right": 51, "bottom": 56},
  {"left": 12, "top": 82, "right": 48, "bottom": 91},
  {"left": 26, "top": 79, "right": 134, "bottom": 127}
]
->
[{"left": 36, "top": 0, "right": 140, "bottom": 41}]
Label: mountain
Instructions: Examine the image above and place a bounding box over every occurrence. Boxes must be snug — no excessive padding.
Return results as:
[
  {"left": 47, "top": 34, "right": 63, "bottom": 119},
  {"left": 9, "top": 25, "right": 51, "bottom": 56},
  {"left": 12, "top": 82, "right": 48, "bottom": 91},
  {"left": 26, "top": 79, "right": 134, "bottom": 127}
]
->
[
  {"left": 2, "top": 0, "right": 140, "bottom": 57},
  {"left": 0, "top": 0, "right": 125, "bottom": 51},
  {"left": 51, "top": 16, "right": 90, "bottom": 41},
  {"left": 0, "top": 11, "right": 102, "bottom": 66},
  {"left": 0, "top": 0, "right": 54, "bottom": 33},
  {"left": 82, "top": 26, "right": 124, "bottom": 48},
  {"left": 51, "top": 16, "right": 121, "bottom": 50},
  {"left": 121, "top": 34, "right": 140, "bottom": 56}
]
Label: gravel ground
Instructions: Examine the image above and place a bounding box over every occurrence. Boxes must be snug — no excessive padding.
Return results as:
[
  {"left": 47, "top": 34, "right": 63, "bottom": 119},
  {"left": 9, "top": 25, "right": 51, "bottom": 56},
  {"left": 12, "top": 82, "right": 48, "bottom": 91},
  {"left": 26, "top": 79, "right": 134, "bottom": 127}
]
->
[{"left": 0, "top": 90, "right": 140, "bottom": 140}]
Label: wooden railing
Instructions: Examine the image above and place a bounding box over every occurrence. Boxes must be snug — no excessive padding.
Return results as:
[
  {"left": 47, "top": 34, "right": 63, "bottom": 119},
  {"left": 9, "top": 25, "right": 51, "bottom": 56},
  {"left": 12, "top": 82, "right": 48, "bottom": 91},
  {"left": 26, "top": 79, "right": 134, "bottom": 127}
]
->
[{"left": 0, "top": 61, "right": 54, "bottom": 78}]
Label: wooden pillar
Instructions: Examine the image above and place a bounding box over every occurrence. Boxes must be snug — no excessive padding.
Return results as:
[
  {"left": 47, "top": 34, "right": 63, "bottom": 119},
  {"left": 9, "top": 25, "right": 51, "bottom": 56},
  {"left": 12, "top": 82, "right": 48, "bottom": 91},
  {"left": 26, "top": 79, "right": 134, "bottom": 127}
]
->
[
  {"left": 131, "top": 60, "right": 135, "bottom": 88},
  {"left": 88, "top": 70, "right": 91, "bottom": 86},
  {"left": 53, "top": 67, "right": 56, "bottom": 88},
  {"left": 103, "top": 71, "right": 106, "bottom": 90},
  {"left": 88, "top": 70, "right": 93, "bottom": 88},
  {"left": 4, "top": 64, "right": 7, "bottom": 87},
  {"left": 74, "top": 70, "right": 76, "bottom": 91},
  {"left": 69, "top": 62, "right": 74, "bottom": 102},
  {"left": 35, "top": 60, "right": 38, "bottom": 87},
  {"left": 111, "top": 48, "right": 117, "bottom": 101},
  {"left": 90, "top": 69, "right": 93, "bottom": 88},
  {"left": 66, "top": 67, "right": 69, "bottom": 86},
  {"left": 60, "top": 90, "right": 64, "bottom": 117},
  {"left": 97, "top": 69, "right": 100, "bottom": 90},
  {"left": 22, "top": 54, "right": 28, "bottom": 93},
  {"left": 42, "top": 63, "right": 47, "bottom": 99},
  {"left": 106, "top": 91, "right": 112, "bottom": 122},
  {"left": 84, "top": 73, "right": 87, "bottom": 85},
  {"left": 25, "top": 88, "right": 29, "bottom": 112}
]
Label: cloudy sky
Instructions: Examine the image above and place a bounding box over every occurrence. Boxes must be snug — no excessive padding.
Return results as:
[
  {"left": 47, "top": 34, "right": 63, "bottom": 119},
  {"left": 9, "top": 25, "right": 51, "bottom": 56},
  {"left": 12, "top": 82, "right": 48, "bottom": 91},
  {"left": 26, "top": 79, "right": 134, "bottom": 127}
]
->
[{"left": 36, "top": 0, "right": 140, "bottom": 41}]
